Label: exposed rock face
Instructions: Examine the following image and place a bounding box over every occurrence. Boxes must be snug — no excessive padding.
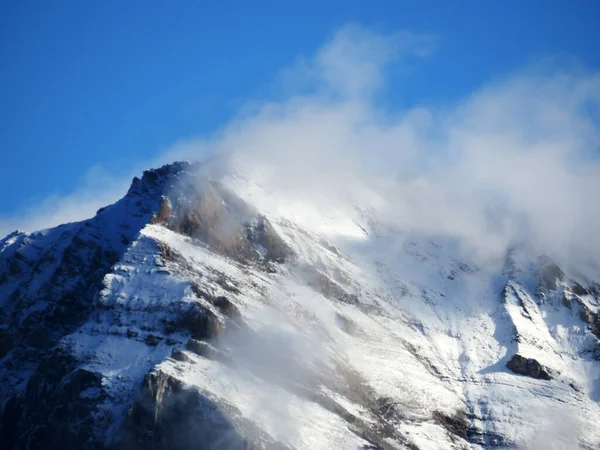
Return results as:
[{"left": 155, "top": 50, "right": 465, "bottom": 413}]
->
[
  {"left": 575, "top": 298, "right": 600, "bottom": 339},
  {"left": 174, "top": 302, "right": 223, "bottom": 340},
  {"left": 169, "top": 182, "right": 247, "bottom": 256},
  {"left": 170, "top": 348, "right": 191, "bottom": 363},
  {"left": 150, "top": 197, "right": 173, "bottom": 225},
  {"left": 506, "top": 354, "right": 552, "bottom": 380},
  {"left": 431, "top": 410, "right": 470, "bottom": 441},
  {"left": 166, "top": 180, "right": 291, "bottom": 265},
  {"left": 536, "top": 256, "right": 565, "bottom": 296},
  {"left": 185, "top": 339, "right": 220, "bottom": 360},
  {"left": 190, "top": 283, "right": 244, "bottom": 326},
  {"left": 244, "top": 216, "right": 290, "bottom": 264},
  {"left": 122, "top": 371, "right": 286, "bottom": 450},
  {"left": 572, "top": 282, "right": 590, "bottom": 296}
]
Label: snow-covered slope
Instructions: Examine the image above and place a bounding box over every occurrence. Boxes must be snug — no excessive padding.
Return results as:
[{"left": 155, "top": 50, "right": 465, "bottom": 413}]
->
[{"left": 1, "top": 160, "right": 600, "bottom": 449}]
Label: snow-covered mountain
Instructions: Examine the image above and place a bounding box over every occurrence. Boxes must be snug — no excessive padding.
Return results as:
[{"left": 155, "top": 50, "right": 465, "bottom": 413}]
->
[{"left": 1, "top": 160, "right": 600, "bottom": 449}]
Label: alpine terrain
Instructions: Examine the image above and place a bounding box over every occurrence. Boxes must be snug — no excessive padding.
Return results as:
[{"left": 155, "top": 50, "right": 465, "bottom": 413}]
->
[{"left": 1, "top": 158, "right": 600, "bottom": 450}]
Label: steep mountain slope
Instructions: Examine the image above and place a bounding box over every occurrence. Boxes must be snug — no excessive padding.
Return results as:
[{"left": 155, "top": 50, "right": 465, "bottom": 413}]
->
[{"left": 1, "top": 160, "right": 600, "bottom": 449}]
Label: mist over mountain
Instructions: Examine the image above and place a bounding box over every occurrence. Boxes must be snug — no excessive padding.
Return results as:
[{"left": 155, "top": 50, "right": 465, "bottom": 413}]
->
[
  {"left": 2, "top": 25, "right": 600, "bottom": 450},
  {"left": 1, "top": 152, "right": 600, "bottom": 449}
]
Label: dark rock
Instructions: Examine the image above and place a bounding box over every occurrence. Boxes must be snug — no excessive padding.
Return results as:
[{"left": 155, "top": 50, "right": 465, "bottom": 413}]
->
[
  {"left": 561, "top": 292, "right": 572, "bottom": 308},
  {"left": 8, "top": 258, "right": 23, "bottom": 276},
  {"left": 27, "top": 324, "right": 53, "bottom": 349},
  {"left": 122, "top": 370, "right": 285, "bottom": 450},
  {"left": 189, "top": 283, "right": 244, "bottom": 326},
  {"left": 506, "top": 354, "right": 551, "bottom": 380},
  {"left": 536, "top": 257, "right": 565, "bottom": 292},
  {"left": 170, "top": 349, "right": 191, "bottom": 363},
  {"left": 571, "top": 282, "right": 590, "bottom": 296},
  {"left": 432, "top": 410, "right": 470, "bottom": 440},
  {"left": 589, "top": 284, "right": 600, "bottom": 295},
  {"left": 159, "top": 244, "right": 188, "bottom": 268},
  {"left": 215, "top": 274, "right": 241, "bottom": 294},
  {"left": 189, "top": 282, "right": 211, "bottom": 300},
  {"left": 174, "top": 303, "right": 223, "bottom": 340},
  {"left": 213, "top": 296, "right": 243, "bottom": 322},
  {"left": 166, "top": 181, "right": 291, "bottom": 266},
  {"left": 376, "top": 397, "right": 405, "bottom": 423},
  {"left": 575, "top": 298, "right": 600, "bottom": 339},
  {"left": 150, "top": 197, "right": 172, "bottom": 225},
  {"left": 245, "top": 216, "right": 291, "bottom": 264},
  {"left": 168, "top": 182, "right": 251, "bottom": 260},
  {"left": 142, "top": 169, "right": 159, "bottom": 183},
  {"left": 126, "top": 328, "right": 139, "bottom": 339},
  {"left": 144, "top": 334, "right": 163, "bottom": 347},
  {"left": 185, "top": 339, "right": 218, "bottom": 360}
]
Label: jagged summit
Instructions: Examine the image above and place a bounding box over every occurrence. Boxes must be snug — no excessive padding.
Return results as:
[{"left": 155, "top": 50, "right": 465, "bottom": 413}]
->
[
  {"left": 1, "top": 161, "right": 600, "bottom": 449},
  {"left": 127, "top": 160, "right": 194, "bottom": 194}
]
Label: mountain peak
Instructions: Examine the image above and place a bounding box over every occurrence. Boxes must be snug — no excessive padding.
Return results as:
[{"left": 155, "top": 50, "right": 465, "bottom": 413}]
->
[
  {"left": 1, "top": 160, "right": 600, "bottom": 449},
  {"left": 124, "top": 160, "right": 195, "bottom": 201}
]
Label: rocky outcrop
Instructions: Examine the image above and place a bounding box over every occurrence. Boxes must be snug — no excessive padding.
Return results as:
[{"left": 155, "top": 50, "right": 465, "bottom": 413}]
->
[
  {"left": 190, "top": 283, "right": 244, "bottom": 326},
  {"left": 173, "top": 302, "right": 223, "bottom": 340},
  {"left": 170, "top": 348, "right": 192, "bottom": 363},
  {"left": 432, "top": 410, "right": 470, "bottom": 441},
  {"left": 574, "top": 298, "right": 600, "bottom": 339},
  {"left": 122, "top": 371, "right": 286, "bottom": 450},
  {"left": 185, "top": 339, "right": 220, "bottom": 360},
  {"left": 535, "top": 256, "right": 565, "bottom": 297},
  {"left": 571, "top": 282, "right": 590, "bottom": 296},
  {"left": 168, "top": 182, "right": 247, "bottom": 257},
  {"left": 506, "top": 354, "right": 552, "bottom": 380},
  {"left": 150, "top": 197, "right": 173, "bottom": 224},
  {"left": 244, "top": 216, "right": 290, "bottom": 264},
  {"left": 165, "top": 180, "right": 291, "bottom": 266}
]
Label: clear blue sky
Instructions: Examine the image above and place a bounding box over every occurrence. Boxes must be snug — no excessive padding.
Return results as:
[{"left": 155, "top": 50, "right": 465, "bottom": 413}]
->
[{"left": 1, "top": 0, "right": 599, "bottom": 217}]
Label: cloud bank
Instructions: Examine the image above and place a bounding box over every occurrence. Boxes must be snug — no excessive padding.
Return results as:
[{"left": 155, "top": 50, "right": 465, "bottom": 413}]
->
[
  {"left": 3, "top": 24, "right": 600, "bottom": 274},
  {"left": 0, "top": 166, "right": 131, "bottom": 238}
]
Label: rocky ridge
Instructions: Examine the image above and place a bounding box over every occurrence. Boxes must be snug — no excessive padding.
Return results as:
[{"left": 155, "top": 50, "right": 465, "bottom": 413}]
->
[{"left": 1, "top": 161, "right": 600, "bottom": 449}]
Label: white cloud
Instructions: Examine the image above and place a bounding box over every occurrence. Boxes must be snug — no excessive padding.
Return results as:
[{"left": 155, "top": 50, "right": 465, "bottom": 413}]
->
[
  {"left": 186, "top": 27, "right": 600, "bottom": 273},
  {"left": 0, "top": 166, "right": 130, "bottom": 238},
  {"left": 2, "top": 24, "right": 600, "bottom": 276},
  {"left": 276, "top": 25, "right": 435, "bottom": 101}
]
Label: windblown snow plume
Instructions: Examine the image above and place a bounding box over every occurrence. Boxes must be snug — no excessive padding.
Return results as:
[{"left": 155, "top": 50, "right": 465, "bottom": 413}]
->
[{"left": 160, "top": 25, "right": 600, "bottom": 274}]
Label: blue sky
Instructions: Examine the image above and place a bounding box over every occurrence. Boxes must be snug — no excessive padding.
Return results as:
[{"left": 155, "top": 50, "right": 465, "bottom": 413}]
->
[{"left": 1, "top": 0, "right": 599, "bottom": 229}]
